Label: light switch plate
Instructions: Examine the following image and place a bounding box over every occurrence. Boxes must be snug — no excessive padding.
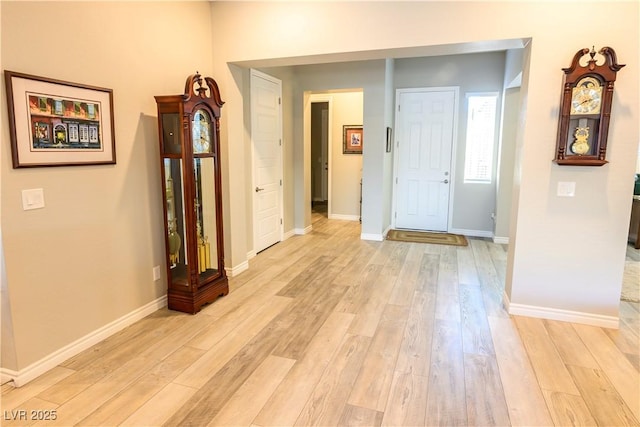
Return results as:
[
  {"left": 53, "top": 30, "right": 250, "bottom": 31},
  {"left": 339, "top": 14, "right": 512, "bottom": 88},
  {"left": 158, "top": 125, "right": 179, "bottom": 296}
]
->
[
  {"left": 153, "top": 266, "right": 161, "bottom": 281},
  {"left": 557, "top": 181, "right": 576, "bottom": 197},
  {"left": 22, "top": 188, "right": 45, "bottom": 210}
]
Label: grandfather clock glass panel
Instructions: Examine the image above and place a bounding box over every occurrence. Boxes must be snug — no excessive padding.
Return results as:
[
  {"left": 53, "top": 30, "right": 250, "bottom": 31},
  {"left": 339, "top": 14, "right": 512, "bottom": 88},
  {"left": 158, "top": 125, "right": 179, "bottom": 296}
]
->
[{"left": 155, "top": 73, "right": 228, "bottom": 314}]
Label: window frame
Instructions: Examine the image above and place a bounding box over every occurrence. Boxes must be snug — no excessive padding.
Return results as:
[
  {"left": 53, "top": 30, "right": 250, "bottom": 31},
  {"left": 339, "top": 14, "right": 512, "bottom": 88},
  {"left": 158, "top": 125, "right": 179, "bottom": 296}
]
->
[{"left": 463, "top": 92, "right": 499, "bottom": 184}]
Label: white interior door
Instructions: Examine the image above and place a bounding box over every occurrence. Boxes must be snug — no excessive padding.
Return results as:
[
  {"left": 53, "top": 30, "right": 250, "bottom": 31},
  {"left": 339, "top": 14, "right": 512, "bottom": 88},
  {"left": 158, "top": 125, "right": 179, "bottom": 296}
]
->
[
  {"left": 394, "top": 88, "right": 456, "bottom": 231},
  {"left": 251, "top": 70, "right": 283, "bottom": 253}
]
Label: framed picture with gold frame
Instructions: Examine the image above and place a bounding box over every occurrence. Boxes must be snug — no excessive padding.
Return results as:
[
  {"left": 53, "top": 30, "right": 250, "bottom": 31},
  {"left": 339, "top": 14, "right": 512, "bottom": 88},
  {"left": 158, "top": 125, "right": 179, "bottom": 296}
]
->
[{"left": 343, "top": 125, "right": 363, "bottom": 154}]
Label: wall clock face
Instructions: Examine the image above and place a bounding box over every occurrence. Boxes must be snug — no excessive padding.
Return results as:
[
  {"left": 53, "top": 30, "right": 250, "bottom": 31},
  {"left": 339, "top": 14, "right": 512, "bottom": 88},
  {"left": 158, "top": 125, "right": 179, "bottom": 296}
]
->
[
  {"left": 192, "top": 109, "right": 212, "bottom": 154},
  {"left": 570, "top": 76, "right": 602, "bottom": 115}
]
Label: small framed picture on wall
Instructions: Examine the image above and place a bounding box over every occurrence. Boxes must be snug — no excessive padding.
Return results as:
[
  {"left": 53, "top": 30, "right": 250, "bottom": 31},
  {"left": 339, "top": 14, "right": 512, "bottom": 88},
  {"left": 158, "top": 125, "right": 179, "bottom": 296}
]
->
[{"left": 343, "top": 125, "right": 363, "bottom": 154}]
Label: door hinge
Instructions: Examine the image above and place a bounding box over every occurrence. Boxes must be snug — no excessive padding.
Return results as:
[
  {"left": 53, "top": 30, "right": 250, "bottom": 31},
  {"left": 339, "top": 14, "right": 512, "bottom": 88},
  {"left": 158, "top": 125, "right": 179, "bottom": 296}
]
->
[
  {"left": 280, "top": 218, "right": 283, "bottom": 225},
  {"left": 395, "top": 211, "right": 397, "bottom": 218},
  {"left": 280, "top": 179, "right": 282, "bottom": 186},
  {"left": 278, "top": 97, "right": 281, "bottom": 105},
  {"left": 279, "top": 139, "right": 282, "bottom": 146},
  {"left": 398, "top": 105, "right": 401, "bottom": 112},
  {"left": 395, "top": 177, "right": 398, "bottom": 184}
]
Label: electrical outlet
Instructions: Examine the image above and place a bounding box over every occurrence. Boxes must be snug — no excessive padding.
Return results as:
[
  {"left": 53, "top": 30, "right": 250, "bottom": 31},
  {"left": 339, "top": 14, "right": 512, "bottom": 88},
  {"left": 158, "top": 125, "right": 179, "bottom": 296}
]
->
[{"left": 153, "top": 266, "right": 161, "bottom": 281}]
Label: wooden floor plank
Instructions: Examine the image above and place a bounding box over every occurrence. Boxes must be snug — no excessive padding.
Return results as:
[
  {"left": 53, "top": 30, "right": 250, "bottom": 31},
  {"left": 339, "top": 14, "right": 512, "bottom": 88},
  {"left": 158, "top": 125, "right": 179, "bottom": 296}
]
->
[
  {"left": 172, "top": 295, "right": 292, "bottom": 389},
  {"left": 207, "top": 355, "right": 296, "bottom": 426},
  {"left": 77, "top": 346, "right": 205, "bottom": 426},
  {"left": 294, "top": 334, "right": 371, "bottom": 427},
  {"left": 395, "top": 290, "right": 436, "bottom": 377},
  {"left": 120, "top": 383, "right": 197, "bottom": 426},
  {"left": 1, "top": 367, "right": 74, "bottom": 412},
  {"left": 348, "top": 304, "right": 409, "bottom": 412},
  {"left": 573, "top": 323, "right": 640, "bottom": 420},
  {"left": 542, "top": 389, "right": 597, "bottom": 426},
  {"left": 463, "top": 353, "right": 511, "bottom": 427},
  {"left": 456, "top": 243, "right": 480, "bottom": 287},
  {"left": 253, "top": 311, "right": 355, "bottom": 426},
  {"left": 424, "top": 319, "right": 467, "bottom": 426},
  {"left": 338, "top": 404, "right": 384, "bottom": 427},
  {"left": 388, "top": 243, "right": 424, "bottom": 306},
  {"left": 470, "top": 239, "right": 507, "bottom": 318},
  {"left": 488, "top": 315, "right": 553, "bottom": 426},
  {"left": 434, "top": 246, "right": 460, "bottom": 322},
  {"left": 381, "top": 371, "right": 428, "bottom": 427},
  {"left": 459, "top": 283, "right": 494, "bottom": 356},
  {"left": 514, "top": 316, "right": 580, "bottom": 394},
  {"left": 347, "top": 272, "right": 396, "bottom": 337},
  {"left": 543, "top": 319, "right": 599, "bottom": 369},
  {"left": 1, "top": 213, "right": 637, "bottom": 427},
  {"left": 567, "top": 364, "right": 639, "bottom": 426}
]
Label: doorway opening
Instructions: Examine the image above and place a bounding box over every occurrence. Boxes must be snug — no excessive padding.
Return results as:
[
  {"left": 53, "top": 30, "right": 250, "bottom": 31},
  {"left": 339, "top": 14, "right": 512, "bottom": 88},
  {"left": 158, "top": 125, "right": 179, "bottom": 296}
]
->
[{"left": 311, "top": 101, "right": 329, "bottom": 217}]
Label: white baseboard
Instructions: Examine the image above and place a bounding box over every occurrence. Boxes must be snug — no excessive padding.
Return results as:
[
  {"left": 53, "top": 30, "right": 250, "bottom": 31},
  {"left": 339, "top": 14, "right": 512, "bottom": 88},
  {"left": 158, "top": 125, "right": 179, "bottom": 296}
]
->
[
  {"left": 449, "top": 228, "right": 493, "bottom": 238},
  {"left": 226, "top": 260, "right": 249, "bottom": 277},
  {"left": 328, "top": 213, "right": 360, "bottom": 221},
  {"left": 295, "top": 225, "right": 312, "bottom": 235},
  {"left": 1, "top": 296, "right": 167, "bottom": 387},
  {"left": 248, "top": 230, "right": 295, "bottom": 261},
  {"left": 361, "top": 233, "right": 384, "bottom": 241},
  {"left": 493, "top": 236, "right": 509, "bottom": 244},
  {"left": 507, "top": 301, "right": 619, "bottom": 329}
]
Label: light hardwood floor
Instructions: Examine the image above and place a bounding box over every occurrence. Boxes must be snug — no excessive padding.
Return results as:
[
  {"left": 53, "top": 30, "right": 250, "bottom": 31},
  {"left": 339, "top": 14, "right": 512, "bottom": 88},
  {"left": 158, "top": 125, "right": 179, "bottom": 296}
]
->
[{"left": 2, "top": 213, "right": 639, "bottom": 426}]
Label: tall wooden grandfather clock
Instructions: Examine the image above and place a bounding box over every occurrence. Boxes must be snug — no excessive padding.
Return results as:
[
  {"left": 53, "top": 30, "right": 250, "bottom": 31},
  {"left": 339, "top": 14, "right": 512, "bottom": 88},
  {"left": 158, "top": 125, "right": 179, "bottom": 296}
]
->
[{"left": 155, "top": 72, "right": 228, "bottom": 314}]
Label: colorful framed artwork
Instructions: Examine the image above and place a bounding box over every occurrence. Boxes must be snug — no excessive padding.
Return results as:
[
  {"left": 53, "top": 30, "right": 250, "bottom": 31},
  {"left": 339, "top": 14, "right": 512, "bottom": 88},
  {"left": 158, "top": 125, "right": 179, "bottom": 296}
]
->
[
  {"left": 4, "top": 70, "right": 116, "bottom": 168},
  {"left": 343, "top": 125, "right": 363, "bottom": 154}
]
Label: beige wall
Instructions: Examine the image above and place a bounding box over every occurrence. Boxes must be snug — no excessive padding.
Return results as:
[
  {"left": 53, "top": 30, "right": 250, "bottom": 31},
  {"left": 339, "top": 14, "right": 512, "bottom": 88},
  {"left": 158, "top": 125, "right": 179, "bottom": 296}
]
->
[
  {"left": 495, "top": 87, "right": 520, "bottom": 240},
  {"left": 212, "top": 1, "right": 639, "bottom": 323},
  {"left": 1, "top": 0, "right": 638, "bottom": 384},
  {"left": 330, "top": 91, "right": 364, "bottom": 219},
  {"left": 1, "top": 1, "right": 214, "bottom": 371}
]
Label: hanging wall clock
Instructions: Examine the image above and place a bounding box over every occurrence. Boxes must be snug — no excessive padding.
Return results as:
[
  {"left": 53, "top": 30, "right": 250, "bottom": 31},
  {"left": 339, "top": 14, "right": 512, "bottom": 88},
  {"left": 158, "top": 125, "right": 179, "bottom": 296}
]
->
[{"left": 554, "top": 46, "right": 625, "bottom": 166}]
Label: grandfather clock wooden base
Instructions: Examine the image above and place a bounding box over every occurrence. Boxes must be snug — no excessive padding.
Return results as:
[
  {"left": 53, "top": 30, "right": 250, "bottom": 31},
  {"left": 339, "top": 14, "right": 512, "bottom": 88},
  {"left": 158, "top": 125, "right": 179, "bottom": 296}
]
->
[
  {"left": 155, "top": 73, "right": 228, "bottom": 314},
  {"left": 167, "top": 279, "right": 228, "bottom": 314}
]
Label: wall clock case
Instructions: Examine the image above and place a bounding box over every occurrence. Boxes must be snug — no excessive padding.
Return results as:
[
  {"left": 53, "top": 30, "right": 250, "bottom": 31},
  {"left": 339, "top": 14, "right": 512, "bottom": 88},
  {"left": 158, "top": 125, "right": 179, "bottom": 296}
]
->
[
  {"left": 554, "top": 47, "right": 625, "bottom": 166},
  {"left": 155, "top": 73, "right": 228, "bottom": 314}
]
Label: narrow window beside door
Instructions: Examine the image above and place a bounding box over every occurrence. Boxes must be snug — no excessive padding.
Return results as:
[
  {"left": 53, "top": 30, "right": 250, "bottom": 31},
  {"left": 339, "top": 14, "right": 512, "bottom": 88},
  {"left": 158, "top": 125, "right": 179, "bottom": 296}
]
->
[{"left": 463, "top": 93, "right": 498, "bottom": 183}]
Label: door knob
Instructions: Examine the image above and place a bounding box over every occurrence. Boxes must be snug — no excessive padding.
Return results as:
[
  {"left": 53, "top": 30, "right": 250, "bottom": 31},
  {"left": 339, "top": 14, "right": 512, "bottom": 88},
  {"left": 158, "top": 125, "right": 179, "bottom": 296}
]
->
[
  {"left": 255, "top": 187, "right": 264, "bottom": 192},
  {"left": 442, "top": 179, "right": 449, "bottom": 184}
]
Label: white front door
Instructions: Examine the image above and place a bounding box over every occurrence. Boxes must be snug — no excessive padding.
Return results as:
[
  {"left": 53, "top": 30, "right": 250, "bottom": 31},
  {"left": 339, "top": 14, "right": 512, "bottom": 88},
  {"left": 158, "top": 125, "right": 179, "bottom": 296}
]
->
[
  {"left": 251, "top": 70, "right": 283, "bottom": 253},
  {"left": 394, "top": 88, "right": 457, "bottom": 231}
]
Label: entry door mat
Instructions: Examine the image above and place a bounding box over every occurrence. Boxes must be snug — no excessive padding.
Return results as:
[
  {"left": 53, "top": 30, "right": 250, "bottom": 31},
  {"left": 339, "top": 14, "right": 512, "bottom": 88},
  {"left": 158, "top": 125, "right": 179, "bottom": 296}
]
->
[{"left": 387, "top": 229, "right": 468, "bottom": 246}]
